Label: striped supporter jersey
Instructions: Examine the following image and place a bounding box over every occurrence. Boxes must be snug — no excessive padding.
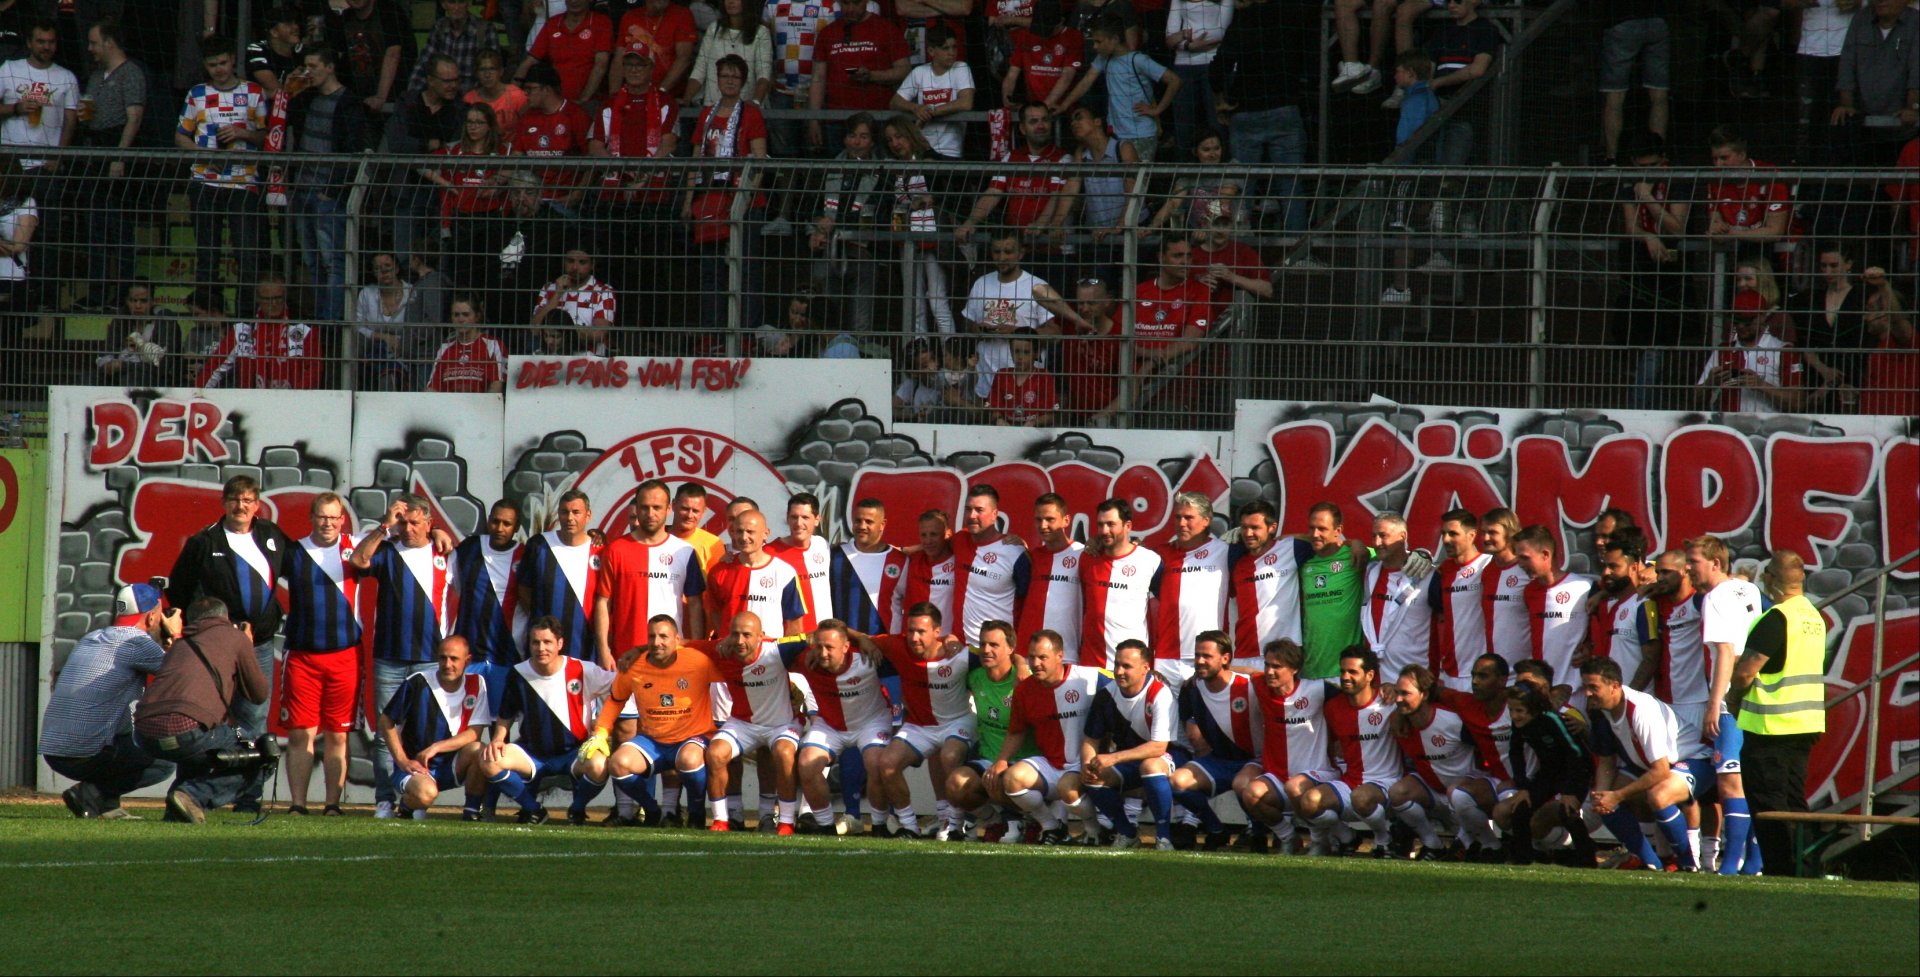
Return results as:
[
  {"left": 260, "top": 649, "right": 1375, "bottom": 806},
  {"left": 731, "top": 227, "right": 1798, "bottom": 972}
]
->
[
  {"left": 1230, "top": 538, "right": 1313, "bottom": 658},
  {"left": 829, "top": 543, "right": 908, "bottom": 636},
  {"left": 595, "top": 533, "right": 706, "bottom": 656},
  {"left": 768, "top": 535, "right": 833, "bottom": 630},
  {"left": 385, "top": 671, "right": 492, "bottom": 757},
  {"left": 1177, "top": 671, "right": 1262, "bottom": 762},
  {"left": 364, "top": 539, "right": 456, "bottom": 664},
  {"left": 1008, "top": 663, "right": 1108, "bottom": 768},
  {"left": 785, "top": 638, "right": 892, "bottom": 732},
  {"left": 282, "top": 534, "right": 363, "bottom": 652},
  {"left": 1428, "top": 552, "right": 1491, "bottom": 685},
  {"left": 452, "top": 536, "right": 523, "bottom": 665},
  {"left": 1149, "top": 537, "right": 1237, "bottom": 663},
  {"left": 1394, "top": 703, "right": 1481, "bottom": 791},
  {"left": 516, "top": 531, "right": 601, "bottom": 660},
  {"left": 498, "top": 656, "right": 615, "bottom": 756},
  {"left": 871, "top": 635, "right": 974, "bottom": 726},
  {"left": 705, "top": 553, "right": 806, "bottom": 641},
  {"left": 1325, "top": 689, "right": 1403, "bottom": 787}
]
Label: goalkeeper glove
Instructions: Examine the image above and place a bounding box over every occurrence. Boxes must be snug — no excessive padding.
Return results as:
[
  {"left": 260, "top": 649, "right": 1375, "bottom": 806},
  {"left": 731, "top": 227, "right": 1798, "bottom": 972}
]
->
[{"left": 577, "top": 731, "right": 610, "bottom": 762}]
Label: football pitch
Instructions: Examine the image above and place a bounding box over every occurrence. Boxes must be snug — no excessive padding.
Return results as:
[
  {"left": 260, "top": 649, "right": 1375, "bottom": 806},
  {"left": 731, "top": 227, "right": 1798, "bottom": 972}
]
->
[{"left": 0, "top": 803, "right": 1914, "bottom": 976}]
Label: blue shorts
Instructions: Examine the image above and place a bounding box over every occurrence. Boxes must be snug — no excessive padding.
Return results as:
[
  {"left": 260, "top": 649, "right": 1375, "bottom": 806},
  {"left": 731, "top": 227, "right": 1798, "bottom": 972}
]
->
[
  {"left": 1108, "top": 760, "right": 1151, "bottom": 791},
  {"left": 625, "top": 734, "right": 709, "bottom": 772},
  {"left": 467, "top": 661, "right": 513, "bottom": 716},
  {"left": 1711, "top": 713, "right": 1744, "bottom": 776},
  {"left": 1672, "top": 757, "right": 1712, "bottom": 802},
  {"left": 1182, "top": 754, "right": 1252, "bottom": 796},
  {"left": 389, "top": 754, "right": 460, "bottom": 794}
]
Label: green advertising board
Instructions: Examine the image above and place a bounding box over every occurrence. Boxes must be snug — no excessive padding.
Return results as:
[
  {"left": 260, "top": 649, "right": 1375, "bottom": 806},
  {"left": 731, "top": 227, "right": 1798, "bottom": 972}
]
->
[{"left": 0, "top": 448, "right": 45, "bottom": 642}]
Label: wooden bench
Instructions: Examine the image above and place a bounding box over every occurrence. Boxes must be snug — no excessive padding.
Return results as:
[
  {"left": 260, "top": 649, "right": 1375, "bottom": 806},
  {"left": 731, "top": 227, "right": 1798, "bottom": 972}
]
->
[{"left": 1754, "top": 811, "right": 1919, "bottom": 877}]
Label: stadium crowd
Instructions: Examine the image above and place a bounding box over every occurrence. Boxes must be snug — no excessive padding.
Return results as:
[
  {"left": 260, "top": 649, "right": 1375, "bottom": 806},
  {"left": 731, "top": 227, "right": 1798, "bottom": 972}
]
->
[
  {"left": 43, "top": 474, "right": 1830, "bottom": 874},
  {"left": 0, "top": 1, "right": 1912, "bottom": 415}
]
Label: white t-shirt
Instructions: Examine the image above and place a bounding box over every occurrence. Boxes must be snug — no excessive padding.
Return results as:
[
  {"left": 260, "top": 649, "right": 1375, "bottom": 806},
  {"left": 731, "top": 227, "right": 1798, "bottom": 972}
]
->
[
  {"left": 963, "top": 269, "right": 1053, "bottom": 399},
  {"left": 0, "top": 197, "right": 34, "bottom": 281},
  {"left": 0, "top": 58, "right": 79, "bottom": 167},
  {"left": 1700, "top": 577, "right": 1765, "bottom": 660},
  {"left": 895, "top": 61, "right": 974, "bottom": 158}
]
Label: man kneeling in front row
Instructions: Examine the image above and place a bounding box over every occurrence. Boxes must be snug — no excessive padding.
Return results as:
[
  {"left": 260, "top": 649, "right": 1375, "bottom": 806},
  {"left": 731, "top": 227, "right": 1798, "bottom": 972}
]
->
[{"left": 380, "top": 636, "right": 493, "bottom": 820}]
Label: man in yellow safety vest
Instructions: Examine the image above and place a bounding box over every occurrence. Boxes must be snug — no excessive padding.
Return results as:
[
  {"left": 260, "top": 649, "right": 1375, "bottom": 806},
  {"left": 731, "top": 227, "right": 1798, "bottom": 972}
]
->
[{"left": 1731, "top": 550, "right": 1827, "bottom": 875}]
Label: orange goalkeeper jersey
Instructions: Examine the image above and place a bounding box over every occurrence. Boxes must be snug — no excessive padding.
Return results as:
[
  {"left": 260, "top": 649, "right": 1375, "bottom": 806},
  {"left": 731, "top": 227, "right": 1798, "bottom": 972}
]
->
[{"left": 591, "top": 641, "right": 724, "bottom": 742}]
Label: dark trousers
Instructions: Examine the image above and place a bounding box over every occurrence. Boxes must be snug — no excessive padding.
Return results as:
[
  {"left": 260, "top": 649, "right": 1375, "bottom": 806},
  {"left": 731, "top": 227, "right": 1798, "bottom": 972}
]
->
[
  {"left": 44, "top": 734, "right": 175, "bottom": 809},
  {"left": 189, "top": 181, "right": 266, "bottom": 313},
  {"left": 1744, "top": 730, "right": 1821, "bottom": 875},
  {"left": 136, "top": 722, "right": 269, "bottom": 812}
]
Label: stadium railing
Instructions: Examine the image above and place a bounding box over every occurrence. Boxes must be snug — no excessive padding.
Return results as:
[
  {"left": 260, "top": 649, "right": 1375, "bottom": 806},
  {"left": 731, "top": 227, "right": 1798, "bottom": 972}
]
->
[{"left": 0, "top": 147, "right": 1913, "bottom": 428}]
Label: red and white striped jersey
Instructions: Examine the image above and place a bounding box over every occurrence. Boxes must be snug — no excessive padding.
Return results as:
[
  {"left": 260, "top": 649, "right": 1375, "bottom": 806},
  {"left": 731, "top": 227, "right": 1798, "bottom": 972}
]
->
[
  {"left": 1149, "top": 537, "right": 1236, "bottom": 663},
  {"left": 767, "top": 535, "right": 833, "bottom": 630},
  {"left": 595, "top": 533, "right": 705, "bottom": 657},
  {"left": 1438, "top": 687, "right": 1514, "bottom": 781},
  {"left": 1079, "top": 544, "right": 1163, "bottom": 669},
  {"left": 1525, "top": 572, "right": 1593, "bottom": 684},
  {"left": 1018, "top": 541, "right": 1084, "bottom": 657},
  {"left": 704, "top": 554, "right": 806, "bottom": 643},
  {"left": 1429, "top": 552, "right": 1491, "bottom": 684},
  {"left": 790, "top": 646, "right": 890, "bottom": 732},
  {"left": 1252, "top": 678, "right": 1336, "bottom": 780},
  {"left": 712, "top": 643, "right": 798, "bottom": 726},
  {"left": 872, "top": 636, "right": 974, "bottom": 726},
  {"left": 1594, "top": 592, "right": 1653, "bottom": 690},
  {"left": 1653, "top": 592, "right": 1709, "bottom": 705},
  {"left": 1229, "top": 538, "right": 1314, "bottom": 660},
  {"left": 1482, "top": 558, "right": 1531, "bottom": 666},
  {"left": 1008, "top": 663, "right": 1106, "bottom": 768},
  {"left": 950, "top": 533, "right": 1032, "bottom": 646},
  {"left": 1597, "top": 686, "right": 1682, "bottom": 772},
  {"left": 1395, "top": 703, "right": 1481, "bottom": 790},
  {"left": 903, "top": 548, "right": 956, "bottom": 636},
  {"left": 1362, "top": 562, "right": 1434, "bottom": 680},
  {"left": 1324, "top": 689, "right": 1404, "bottom": 787}
]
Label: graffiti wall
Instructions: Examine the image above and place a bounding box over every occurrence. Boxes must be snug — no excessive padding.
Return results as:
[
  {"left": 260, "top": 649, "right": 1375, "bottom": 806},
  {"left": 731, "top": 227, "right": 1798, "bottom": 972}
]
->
[{"left": 34, "top": 368, "right": 1918, "bottom": 803}]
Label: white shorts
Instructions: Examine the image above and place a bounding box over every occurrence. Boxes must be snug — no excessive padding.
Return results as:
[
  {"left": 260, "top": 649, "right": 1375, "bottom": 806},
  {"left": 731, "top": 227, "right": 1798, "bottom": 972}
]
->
[
  {"left": 1324, "top": 776, "right": 1396, "bottom": 817},
  {"left": 1154, "top": 659, "right": 1195, "bottom": 693},
  {"left": 1015, "top": 755, "right": 1078, "bottom": 799},
  {"left": 715, "top": 718, "right": 801, "bottom": 755},
  {"left": 800, "top": 721, "right": 891, "bottom": 759},
  {"left": 891, "top": 716, "right": 977, "bottom": 761},
  {"left": 619, "top": 697, "right": 640, "bottom": 720},
  {"left": 1673, "top": 700, "right": 1712, "bottom": 758}
]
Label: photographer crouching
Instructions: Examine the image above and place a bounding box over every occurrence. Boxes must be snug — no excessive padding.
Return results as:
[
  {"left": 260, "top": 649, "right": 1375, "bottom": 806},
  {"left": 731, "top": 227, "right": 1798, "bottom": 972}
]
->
[
  {"left": 132, "top": 597, "right": 278, "bottom": 824},
  {"left": 38, "top": 583, "right": 181, "bottom": 818}
]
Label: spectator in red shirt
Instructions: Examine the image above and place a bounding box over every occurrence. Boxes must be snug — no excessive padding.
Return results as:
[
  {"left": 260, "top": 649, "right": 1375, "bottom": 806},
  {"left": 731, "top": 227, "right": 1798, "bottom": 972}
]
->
[
  {"left": 988, "top": 328, "right": 1059, "bottom": 426},
  {"left": 1860, "top": 268, "right": 1918, "bottom": 417},
  {"left": 1133, "top": 236, "right": 1214, "bottom": 416},
  {"left": 807, "top": 0, "right": 909, "bottom": 150},
  {"left": 196, "top": 275, "right": 327, "bottom": 390},
  {"left": 1006, "top": 0, "right": 1084, "bottom": 113},
  {"left": 427, "top": 294, "right": 509, "bottom": 392},
  {"left": 616, "top": 0, "right": 699, "bottom": 99},
  {"left": 1058, "top": 275, "right": 1123, "bottom": 422},
  {"left": 956, "top": 102, "right": 1070, "bottom": 257},
  {"left": 1189, "top": 209, "right": 1272, "bottom": 306},
  {"left": 588, "top": 49, "right": 681, "bottom": 320},
  {"left": 1705, "top": 124, "right": 1792, "bottom": 245},
  {"left": 519, "top": 0, "right": 614, "bottom": 103},
  {"left": 686, "top": 54, "right": 770, "bottom": 333},
  {"left": 509, "top": 62, "right": 593, "bottom": 211}
]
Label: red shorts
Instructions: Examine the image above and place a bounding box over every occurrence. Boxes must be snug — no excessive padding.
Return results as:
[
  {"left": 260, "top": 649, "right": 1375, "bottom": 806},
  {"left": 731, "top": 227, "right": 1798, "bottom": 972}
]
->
[{"left": 280, "top": 648, "right": 360, "bottom": 732}]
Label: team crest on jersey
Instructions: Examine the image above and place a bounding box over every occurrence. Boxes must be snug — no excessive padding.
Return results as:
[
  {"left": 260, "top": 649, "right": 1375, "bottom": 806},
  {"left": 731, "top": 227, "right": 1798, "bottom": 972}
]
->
[
  {"left": 1459, "top": 565, "right": 1475, "bottom": 579},
  {"left": 936, "top": 665, "right": 952, "bottom": 678},
  {"left": 556, "top": 123, "right": 569, "bottom": 136},
  {"left": 1062, "top": 556, "right": 1078, "bottom": 569},
  {"left": 658, "top": 553, "right": 674, "bottom": 565},
  {"left": 266, "top": 538, "right": 277, "bottom": 551},
  {"left": 885, "top": 564, "right": 901, "bottom": 578},
  {"left": 464, "top": 695, "right": 477, "bottom": 709},
  {"left": 1330, "top": 560, "right": 1344, "bottom": 573},
  {"left": 758, "top": 574, "right": 773, "bottom": 587},
  {"left": 1507, "top": 574, "right": 1522, "bottom": 587},
  {"left": 567, "top": 679, "right": 582, "bottom": 694},
  {"left": 434, "top": 555, "right": 448, "bottom": 571},
  {"left": 1121, "top": 564, "right": 1136, "bottom": 577},
  {"left": 982, "top": 552, "right": 998, "bottom": 565},
  {"left": 1367, "top": 712, "right": 1383, "bottom": 726},
  {"left": 1262, "top": 553, "right": 1277, "bottom": 566},
  {"left": 1063, "top": 689, "right": 1080, "bottom": 704},
  {"left": 1230, "top": 698, "right": 1247, "bottom": 713},
  {"left": 676, "top": 678, "right": 689, "bottom": 690},
  {"left": 659, "top": 693, "right": 675, "bottom": 706},
  {"left": 750, "top": 664, "right": 767, "bottom": 676},
  {"left": 1293, "top": 697, "right": 1308, "bottom": 710},
  {"left": 1430, "top": 733, "right": 1447, "bottom": 747},
  {"left": 538, "top": 135, "right": 552, "bottom": 148},
  {"left": 811, "top": 552, "right": 827, "bottom": 566},
  {"left": 1555, "top": 591, "right": 1571, "bottom": 604},
  {"left": 590, "top": 554, "right": 602, "bottom": 569},
  {"left": 279, "top": 706, "right": 290, "bottom": 723}
]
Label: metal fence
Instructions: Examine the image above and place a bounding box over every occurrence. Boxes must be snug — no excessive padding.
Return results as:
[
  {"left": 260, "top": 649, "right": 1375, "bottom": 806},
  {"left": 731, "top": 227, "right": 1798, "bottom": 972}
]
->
[{"left": 0, "top": 147, "right": 1913, "bottom": 429}]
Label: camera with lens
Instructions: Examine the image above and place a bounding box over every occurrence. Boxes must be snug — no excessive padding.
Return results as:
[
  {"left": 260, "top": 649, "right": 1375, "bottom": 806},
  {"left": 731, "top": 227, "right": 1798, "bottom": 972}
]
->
[{"left": 211, "top": 736, "right": 283, "bottom": 770}]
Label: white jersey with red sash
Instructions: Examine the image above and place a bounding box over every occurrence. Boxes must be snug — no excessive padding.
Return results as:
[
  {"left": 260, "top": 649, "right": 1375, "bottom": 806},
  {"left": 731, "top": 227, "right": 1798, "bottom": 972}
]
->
[
  {"left": 1018, "top": 541, "right": 1084, "bottom": 657},
  {"left": 500, "top": 657, "right": 615, "bottom": 756},
  {"left": 1252, "top": 678, "right": 1336, "bottom": 780}
]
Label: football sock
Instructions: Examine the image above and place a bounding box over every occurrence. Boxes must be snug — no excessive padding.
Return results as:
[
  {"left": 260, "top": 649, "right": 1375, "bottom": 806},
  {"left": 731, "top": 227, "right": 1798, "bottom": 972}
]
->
[
  {"left": 894, "top": 805, "right": 919, "bottom": 833},
  {"left": 778, "top": 799, "right": 798, "bottom": 826},
  {"left": 936, "top": 800, "right": 954, "bottom": 826},
  {"left": 814, "top": 807, "right": 836, "bottom": 828},
  {"left": 1308, "top": 809, "right": 1339, "bottom": 848},
  {"left": 681, "top": 766, "right": 708, "bottom": 825},
  {"left": 1143, "top": 772, "right": 1174, "bottom": 832},
  {"left": 461, "top": 792, "right": 482, "bottom": 816},
  {"left": 1393, "top": 799, "right": 1443, "bottom": 850},
  {"left": 1065, "top": 794, "right": 1095, "bottom": 822},
  {"left": 569, "top": 775, "right": 602, "bottom": 816},
  {"left": 1088, "top": 786, "right": 1135, "bottom": 836},
  {"left": 1359, "top": 805, "right": 1393, "bottom": 843},
  {"left": 1701, "top": 833, "right": 1722, "bottom": 872},
  {"left": 1719, "top": 797, "right": 1751, "bottom": 876},
  {"left": 1007, "top": 788, "right": 1058, "bottom": 829},
  {"left": 758, "top": 793, "right": 776, "bottom": 823},
  {"left": 1742, "top": 831, "right": 1765, "bottom": 875},
  {"left": 1601, "top": 807, "right": 1662, "bottom": 868},
  {"left": 612, "top": 773, "right": 648, "bottom": 805},
  {"left": 488, "top": 769, "right": 538, "bottom": 812},
  {"left": 1175, "top": 790, "right": 1223, "bottom": 833},
  {"left": 482, "top": 783, "right": 501, "bottom": 815},
  {"left": 1449, "top": 788, "right": 1500, "bottom": 849},
  {"left": 1654, "top": 805, "right": 1694, "bottom": 870},
  {"left": 841, "top": 750, "right": 868, "bottom": 821},
  {"left": 1643, "top": 821, "right": 1669, "bottom": 857},
  {"left": 710, "top": 797, "right": 730, "bottom": 824}
]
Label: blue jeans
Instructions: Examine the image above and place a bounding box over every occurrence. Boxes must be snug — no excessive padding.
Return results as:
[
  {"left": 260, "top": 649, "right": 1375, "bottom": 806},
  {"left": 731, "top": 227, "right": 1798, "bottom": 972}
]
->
[
  {"left": 388, "top": 185, "right": 437, "bottom": 268},
  {"left": 292, "top": 190, "right": 347, "bottom": 324},
  {"left": 44, "top": 734, "right": 175, "bottom": 808},
  {"left": 370, "top": 659, "right": 436, "bottom": 804},
  {"left": 1169, "top": 62, "right": 1214, "bottom": 160},
  {"left": 137, "top": 723, "right": 267, "bottom": 811},
  {"left": 1231, "top": 105, "right": 1310, "bottom": 234},
  {"left": 696, "top": 207, "right": 766, "bottom": 335}
]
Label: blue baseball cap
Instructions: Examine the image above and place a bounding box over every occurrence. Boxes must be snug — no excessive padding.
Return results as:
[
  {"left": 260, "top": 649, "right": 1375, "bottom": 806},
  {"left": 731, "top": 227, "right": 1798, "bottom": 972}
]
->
[{"left": 113, "top": 583, "right": 165, "bottom": 626}]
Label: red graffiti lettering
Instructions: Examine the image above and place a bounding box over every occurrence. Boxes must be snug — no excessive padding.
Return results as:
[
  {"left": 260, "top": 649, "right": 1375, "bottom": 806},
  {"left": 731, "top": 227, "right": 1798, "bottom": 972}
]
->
[
  {"left": 1111, "top": 464, "right": 1174, "bottom": 535},
  {"left": 1881, "top": 440, "right": 1918, "bottom": 575},
  {"left": 692, "top": 359, "right": 749, "bottom": 391},
  {"left": 1807, "top": 610, "right": 1920, "bottom": 805},
  {"left": 88, "top": 399, "right": 231, "bottom": 470},
  {"left": 1512, "top": 434, "right": 1655, "bottom": 560},
  {"left": 0, "top": 453, "right": 16, "bottom": 534},
  {"left": 1267, "top": 419, "right": 1416, "bottom": 536},
  {"left": 514, "top": 359, "right": 562, "bottom": 388},
  {"left": 965, "top": 462, "right": 1050, "bottom": 532},
  {"left": 849, "top": 468, "right": 966, "bottom": 548},
  {"left": 1044, "top": 462, "right": 1118, "bottom": 530},
  {"left": 134, "top": 400, "right": 189, "bottom": 466},
  {"left": 117, "top": 480, "right": 325, "bottom": 597},
  {"left": 87, "top": 401, "right": 140, "bottom": 468},
  {"left": 1402, "top": 461, "right": 1505, "bottom": 550},
  {"left": 564, "top": 357, "right": 628, "bottom": 388},
  {"left": 1660, "top": 427, "right": 1762, "bottom": 550},
  {"left": 1765, "top": 435, "right": 1877, "bottom": 564},
  {"left": 636, "top": 359, "right": 685, "bottom": 388}
]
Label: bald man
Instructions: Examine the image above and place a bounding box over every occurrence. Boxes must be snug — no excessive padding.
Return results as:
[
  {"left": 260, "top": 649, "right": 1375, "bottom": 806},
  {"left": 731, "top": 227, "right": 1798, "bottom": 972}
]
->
[
  {"left": 1731, "top": 550, "right": 1826, "bottom": 875},
  {"left": 704, "top": 510, "right": 807, "bottom": 640}
]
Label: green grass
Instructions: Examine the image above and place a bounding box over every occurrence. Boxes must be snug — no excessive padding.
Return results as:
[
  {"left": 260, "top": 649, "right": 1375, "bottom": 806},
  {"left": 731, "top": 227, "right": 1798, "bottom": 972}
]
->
[{"left": 0, "top": 803, "right": 1913, "bottom": 975}]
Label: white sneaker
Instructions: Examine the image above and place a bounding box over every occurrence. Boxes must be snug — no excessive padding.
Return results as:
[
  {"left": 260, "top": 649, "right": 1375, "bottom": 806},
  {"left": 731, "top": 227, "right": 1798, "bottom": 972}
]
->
[
  {"left": 997, "top": 819, "right": 1024, "bottom": 844},
  {"left": 411, "top": 808, "right": 429, "bottom": 821},
  {"left": 933, "top": 823, "right": 952, "bottom": 841},
  {"left": 1331, "top": 61, "right": 1371, "bottom": 92},
  {"left": 1380, "top": 286, "right": 1413, "bottom": 304},
  {"left": 374, "top": 801, "right": 396, "bottom": 819},
  {"left": 1154, "top": 837, "right": 1176, "bottom": 851},
  {"left": 1350, "top": 66, "right": 1384, "bottom": 95},
  {"left": 1380, "top": 86, "right": 1407, "bottom": 110},
  {"left": 1415, "top": 253, "right": 1454, "bottom": 273}
]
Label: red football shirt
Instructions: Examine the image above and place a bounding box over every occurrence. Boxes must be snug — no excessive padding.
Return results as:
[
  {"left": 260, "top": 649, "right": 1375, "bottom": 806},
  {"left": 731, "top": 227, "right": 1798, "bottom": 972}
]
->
[
  {"left": 987, "top": 368, "right": 1059, "bottom": 425},
  {"left": 591, "top": 86, "right": 678, "bottom": 202},
  {"left": 818, "top": 15, "right": 909, "bottom": 110},
  {"left": 1705, "top": 159, "right": 1791, "bottom": 229},
  {"left": 1132, "top": 277, "right": 1214, "bottom": 351},
  {"left": 988, "top": 144, "right": 1067, "bottom": 228},
  {"left": 530, "top": 12, "right": 614, "bottom": 101},
  {"left": 1191, "top": 240, "right": 1268, "bottom": 305},
  {"left": 1008, "top": 26, "right": 1084, "bottom": 104},
  {"left": 510, "top": 99, "right": 593, "bottom": 197},
  {"left": 1057, "top": 322, "right": 1121, "bottom": 415},
  {"left": 426, "top": 334, "right": 507, "bottom": 392},
  {"left": 617, "top": 5, "right": 699, "bottom": 97}
]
